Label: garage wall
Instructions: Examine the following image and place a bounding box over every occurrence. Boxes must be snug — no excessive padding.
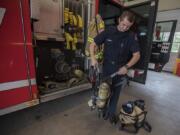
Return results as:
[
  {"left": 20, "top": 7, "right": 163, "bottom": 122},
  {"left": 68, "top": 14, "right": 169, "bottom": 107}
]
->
[
  {"left": 156, "top": 9, "right": 180, "bottom": 72},
  {"left": 158, "top": 0, "right": 180, "bottom": 11},
  {"left": 156, "top": 9, "right": 180, "bottom": 31}
]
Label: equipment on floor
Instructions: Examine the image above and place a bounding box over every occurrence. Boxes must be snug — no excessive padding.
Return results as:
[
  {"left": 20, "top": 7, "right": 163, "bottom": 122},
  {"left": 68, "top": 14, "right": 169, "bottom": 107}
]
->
[{"left": 118, "top": 99, "right": 152, "bottom": 133}]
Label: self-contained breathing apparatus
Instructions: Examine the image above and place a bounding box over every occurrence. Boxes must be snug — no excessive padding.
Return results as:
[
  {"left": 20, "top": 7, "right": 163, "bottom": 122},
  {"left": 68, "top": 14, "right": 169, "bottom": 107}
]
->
[
  {"left": 88, "top": 65, "right": 127, "bottom": 117},
  {"left": 88, "top": 65, "right": 111, "bottom": 117}
]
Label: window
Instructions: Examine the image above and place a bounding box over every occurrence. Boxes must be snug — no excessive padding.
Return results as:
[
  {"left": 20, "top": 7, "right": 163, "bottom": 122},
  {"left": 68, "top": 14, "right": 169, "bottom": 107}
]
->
[
  {"left": 153, "top": 21, "right": 173, "bottom": 42},
  {"left": 171, "top": 32, "right": 180, "bottom": 53},
  {"left": 160, "top": 32, "right": 170, "bottom": 42}
]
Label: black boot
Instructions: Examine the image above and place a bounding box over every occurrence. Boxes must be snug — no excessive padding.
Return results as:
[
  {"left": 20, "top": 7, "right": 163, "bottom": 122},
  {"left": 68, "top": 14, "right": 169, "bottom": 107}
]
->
[
  {"left": 109, "top": 115, "right": 118, "bottom": 125},
  {"left": 103, "top": 111, "right": 109, "bottom": 120}
]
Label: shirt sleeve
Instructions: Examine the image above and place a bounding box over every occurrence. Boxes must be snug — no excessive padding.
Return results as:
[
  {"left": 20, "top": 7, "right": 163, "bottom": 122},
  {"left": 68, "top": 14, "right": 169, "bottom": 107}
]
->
[
  {"left": 93, "top": 30, "right": 107, "bottom": 46},
  {"left": 129, "top": 34, "right": 140, "bottom": 53}
]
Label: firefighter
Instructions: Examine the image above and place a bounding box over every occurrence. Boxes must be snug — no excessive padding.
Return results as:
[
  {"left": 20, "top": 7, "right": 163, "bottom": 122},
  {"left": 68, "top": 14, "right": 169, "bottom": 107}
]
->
[{"left": 89, "top": 11, "right": 140, "bottom": 123}]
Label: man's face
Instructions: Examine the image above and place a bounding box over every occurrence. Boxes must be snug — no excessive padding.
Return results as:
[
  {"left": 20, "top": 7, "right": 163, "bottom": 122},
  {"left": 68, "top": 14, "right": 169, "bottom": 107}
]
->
[{"left": 118, "top": 17, "right": 133, "bottom": 32}]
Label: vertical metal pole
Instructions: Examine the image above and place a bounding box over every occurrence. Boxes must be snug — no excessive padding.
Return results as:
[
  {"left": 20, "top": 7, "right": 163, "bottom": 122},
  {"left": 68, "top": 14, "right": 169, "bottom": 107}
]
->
[
  {"left": 62, "top": 0, "right": 65, "bottom": 34},
  {"left": 81, "top": 1, "right": 84, "bottom": 42},
  {"left": 19, "top": 0, "right": 33, "bottom": 98},
  {"left": 84, "top": 0, "right": 90, "bottom": 70},
  {"left": 167, "top": 20, "right": 177, "bottom": 60}
]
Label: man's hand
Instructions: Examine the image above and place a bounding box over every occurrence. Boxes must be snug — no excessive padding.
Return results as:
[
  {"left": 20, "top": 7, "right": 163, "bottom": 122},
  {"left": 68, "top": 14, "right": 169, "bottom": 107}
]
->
[
  {"left": 117, "top": 66, "right": 128, "bottom": 75},
  {"left": 117, "top": 51, "right": 140, "bottom": 75}
]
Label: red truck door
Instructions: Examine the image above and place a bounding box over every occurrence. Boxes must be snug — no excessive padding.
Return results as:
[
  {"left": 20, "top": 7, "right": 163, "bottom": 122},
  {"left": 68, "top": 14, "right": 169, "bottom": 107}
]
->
[{"left": 0, "top": 0, "right": 38, "bottom": 115}]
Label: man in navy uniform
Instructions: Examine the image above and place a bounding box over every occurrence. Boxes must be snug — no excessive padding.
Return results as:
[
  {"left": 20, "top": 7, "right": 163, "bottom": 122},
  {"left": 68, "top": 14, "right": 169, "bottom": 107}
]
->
[{"left": 89, "top": 11, "right": 140, "bottom": 123}]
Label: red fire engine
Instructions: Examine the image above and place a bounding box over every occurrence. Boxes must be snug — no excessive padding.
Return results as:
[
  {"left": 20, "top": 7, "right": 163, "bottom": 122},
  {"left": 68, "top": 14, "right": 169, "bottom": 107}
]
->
[{"left": 0, "top": 0, "right": 158, "bottom": 115}]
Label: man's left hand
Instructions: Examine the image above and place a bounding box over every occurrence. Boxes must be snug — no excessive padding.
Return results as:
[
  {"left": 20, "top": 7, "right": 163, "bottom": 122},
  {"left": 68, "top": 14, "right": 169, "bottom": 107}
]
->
[{"left": 117, "top": 66, "right": 128, "bottom": 75}]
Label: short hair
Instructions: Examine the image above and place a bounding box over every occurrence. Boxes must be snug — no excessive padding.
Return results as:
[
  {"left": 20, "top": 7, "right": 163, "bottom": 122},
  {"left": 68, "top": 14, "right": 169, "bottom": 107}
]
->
[{"left": 120, "top": 11, "right": 136, "bottom": 23}]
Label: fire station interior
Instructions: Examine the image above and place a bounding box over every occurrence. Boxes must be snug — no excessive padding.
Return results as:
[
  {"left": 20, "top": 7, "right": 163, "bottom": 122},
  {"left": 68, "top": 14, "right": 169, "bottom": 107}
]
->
[{"left": 1, "top": 0, "right": 180, "bottom": 135}]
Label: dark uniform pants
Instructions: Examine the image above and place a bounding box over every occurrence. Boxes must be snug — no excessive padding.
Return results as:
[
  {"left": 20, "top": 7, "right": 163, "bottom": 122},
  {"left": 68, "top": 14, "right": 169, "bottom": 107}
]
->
[{"left": 107, "top": 83, "right": 122, "bottom": 116}]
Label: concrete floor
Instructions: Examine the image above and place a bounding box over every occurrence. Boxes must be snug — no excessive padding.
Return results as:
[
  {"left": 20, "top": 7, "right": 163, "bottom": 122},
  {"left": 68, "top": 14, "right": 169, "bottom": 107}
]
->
[{"left": 1, "top": 71, "right": 180, "bottom": 135}]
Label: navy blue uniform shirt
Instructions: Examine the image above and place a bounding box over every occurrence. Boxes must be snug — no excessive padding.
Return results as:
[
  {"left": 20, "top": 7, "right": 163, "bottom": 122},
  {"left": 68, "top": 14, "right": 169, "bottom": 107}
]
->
[{"left": 94, "top": 26, "right": 140, "bottom": 77}]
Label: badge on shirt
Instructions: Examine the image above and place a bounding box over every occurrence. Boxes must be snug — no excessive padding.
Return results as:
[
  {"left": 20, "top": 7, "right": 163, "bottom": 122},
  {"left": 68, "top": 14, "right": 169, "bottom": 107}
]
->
[{"left": 106, "top": 39, "right": 112, "bottom": 42}]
